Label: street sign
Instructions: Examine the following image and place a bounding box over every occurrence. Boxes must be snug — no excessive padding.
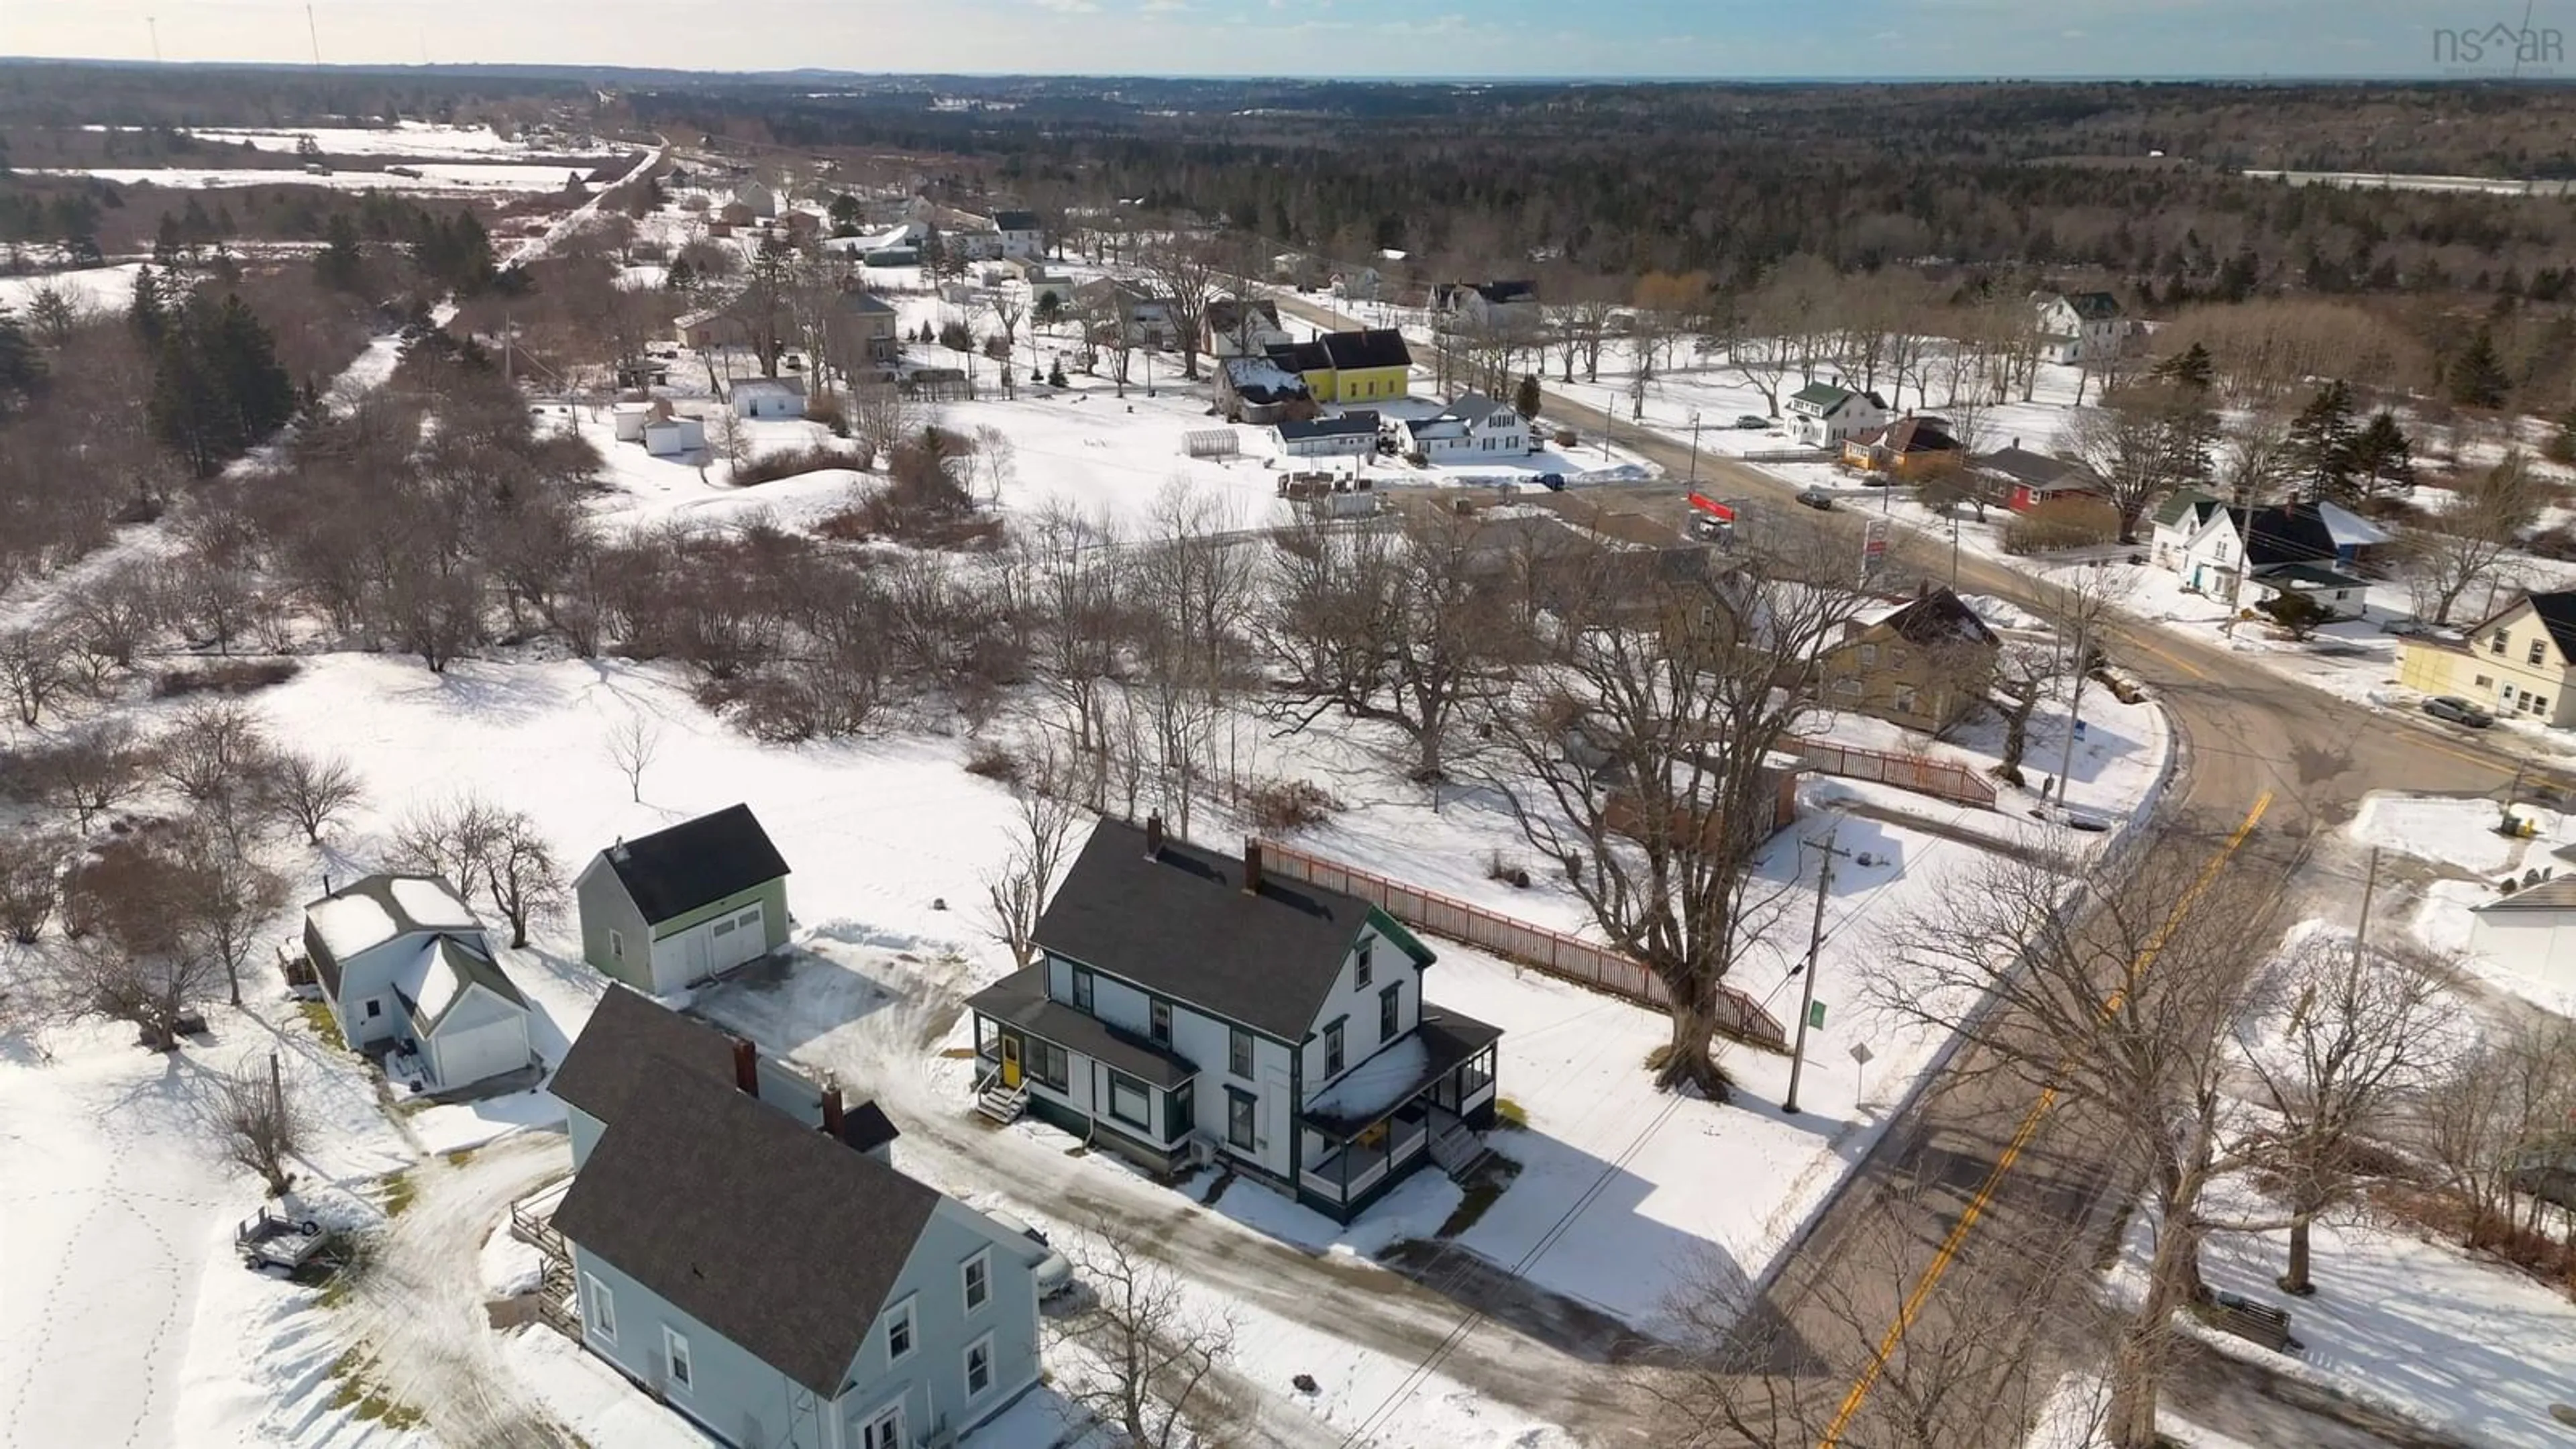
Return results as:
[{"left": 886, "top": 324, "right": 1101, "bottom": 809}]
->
[
  {"left": 1686, "top": 491, "right": 1736, "bottom": 522},
  {"left": 1860, "top": 519, "right": 1888, "bottom": 578},
  {"left": 1847, "top": 1042, "right": 1873, "bottom": 1065},
  {"left": 1808, "top": 1000, "right": 1828, "bottom": 1030}
]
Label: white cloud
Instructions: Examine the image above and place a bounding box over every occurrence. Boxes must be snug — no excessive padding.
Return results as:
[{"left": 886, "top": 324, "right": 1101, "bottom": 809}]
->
[{"left": 1034, "top": 0, "right": 1099, "bottom": 11}]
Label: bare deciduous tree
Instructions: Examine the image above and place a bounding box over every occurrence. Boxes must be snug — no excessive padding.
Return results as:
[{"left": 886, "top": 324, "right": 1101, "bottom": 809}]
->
[
  {"left": 1057, "top": 1220, "right": 1242, "bottom": 1449},
  {"left": 38, "top": 720, "right": 150, "bottom": 831},
  {"left": 1867, "top": 839, "right": 2279, "bottom": 1449},
  {"left": 480, "top": 811, "right": 565, "bottom": 951},
  {"left": 2056, "top": 383, "right": 2217, "bottom": 543},
  {"left": 2422, "top": 1013, "right": 2576, "bottom": 1251},
  {"left": 982, "top": 749, "right": 1083, "bottom": 970},
  {"left": 55, "top": 839, "right": 221, "bottom": 1050},
  {"left": 273, "top": 751, "right": 365, "bottom": 843},
  {"left": 1489, "top": 529, "right": 1863, "bottom": 1095},
  {"left": 1136, "top": 239, "right": 1223, "bottom": 382},
  {"left": 0, "top": 623, "right": 70, "bottom": 726},
  {"left": 157, "top": 700, "right": 285, "bottom": 851},
  {"left": 604, "top": 713, "right": 664, "bottom": 803},
  {"left": 0, "top": 830, "right": 64, "bottom": 943},
  {"left": 392, "top": 794, "right": 561, "bottom": 948},
  {"left": 178, "top": 826, "right": 288, "bottom": 1006},
  {"left": 2238, "top": 932, "right": 2460, "bottom": 1295},
  {"left": 210, "top": 1057, "right": 309, "bottom": 1197},
  {"left": 2404, "top": 451, "right": 2546, "bottom": 627}
]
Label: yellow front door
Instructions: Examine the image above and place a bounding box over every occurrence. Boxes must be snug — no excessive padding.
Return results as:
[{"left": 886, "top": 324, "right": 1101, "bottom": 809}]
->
[{"left": 1000, "top": 1035, "right": 1022, "bottom": 1089}]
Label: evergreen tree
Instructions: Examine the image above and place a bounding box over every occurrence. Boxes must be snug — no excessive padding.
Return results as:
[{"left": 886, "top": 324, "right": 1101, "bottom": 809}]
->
[
  {"left": 153, "top": 213, "right": 185, "bottom": 268},
  {"left": 129, "top": 264, "right": 167, "bottom": 343},
  {"left": 665, "top": 256, "right": 697, "bottom": 292},
  {"left": 0, "top": 305, "right": 43, "bottom": 409},
  {"left": 315, "top": 213, "right": 366, "bottom": 293},
  {"left": 2547, "top": 408, "right": 2576, "bottom": 467},
  {"left": 2345, "top": 411, "right": 2418, "bottom": 502},
  {"left": 203, "top": 293, "right": 295, "bottom": 447},
  {"left": 2284, "top": 379, "right": 2357, "bottom": 504},
  {"left": 2450, "top": 328, "right": 2510, "bottom": 409},
  {"left": 1048, "top": 358, "right": 1067, "bottom": 388},
  {"left": 2151, "top": 340, "right": 2214, "bottom": 392},
  {"left": 148, "top": 293, "right": 294, "bottom": 478},
  {"left": 1513, "top": 372, "right": 1544, "bottom": 421}
]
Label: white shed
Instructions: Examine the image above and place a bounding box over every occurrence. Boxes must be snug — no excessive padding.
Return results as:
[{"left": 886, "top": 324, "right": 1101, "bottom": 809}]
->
[
  {"left": 2467, "top": 877, "right": 2576, "bottom": 992},
  {"left": 611, "top": 403, "right": 651, "bottom": 442},
  {"left": 731, "top": 378, "right": 806, "bottom": 421},
  {"left": 643, "top": 417, "right": 706, "bottom": 457}
]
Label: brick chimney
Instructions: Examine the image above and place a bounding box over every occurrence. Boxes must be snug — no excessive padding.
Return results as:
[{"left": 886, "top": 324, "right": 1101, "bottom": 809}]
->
[
  {"left": 1144, "top": 812, "right": 1165, "bottom": 857},
  {"left": 731, "top": 1036, "right": 759, "bottom": 1098},
  {"left": 1242, "top": 839, "right": 1265, "bottom": 896},
  {"left": 820, "top": 1084, "right": 845, "bottom": 1139}
]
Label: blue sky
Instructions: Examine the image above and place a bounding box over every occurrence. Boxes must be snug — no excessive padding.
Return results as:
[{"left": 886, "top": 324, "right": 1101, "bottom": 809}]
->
[{"left": 0, "top": 0, "right": 2563, "bottom": 78}]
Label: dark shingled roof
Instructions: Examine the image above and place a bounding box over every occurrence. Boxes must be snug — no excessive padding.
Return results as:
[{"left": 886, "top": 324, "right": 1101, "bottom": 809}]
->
[
  {"left": 2523, "top": 592, "right": 2576, "bottom": 663},
  {"left": 551, "top": 1065, "right": 940, "bottom": 1399},
  {"left": 1034, "top": 820, "right": 1424, "bottom": 1040},
  {"left": 963, "top": 966, "right": 1199, "bottom": 1086},
  {"left": 1319, "top": 327, "right": 1413, "bottom": 372},
  {"left": 839, "top": 1098, "right": 901, "bottom": 1154},
  {"left": 1876, "top": 588, "right": 2000, "bottom": 649},
  {"left": 548, "top": 984, "right": 743, "bottom": 1123},
  {"left": 1267, "top": 338, "right": 1333, "bottom": 374},
  {"left": 2055, "top": 290, "right": 2123, "bottom": 320},
  {"left": 991, "top": 209, "right": 1040, "bottom": 232},
  {"left": 600, "top": 804, "right": 790, "bottom": 925},
  {"left": 1277, "top": 411, "right": 1381, "bottom": 442}
]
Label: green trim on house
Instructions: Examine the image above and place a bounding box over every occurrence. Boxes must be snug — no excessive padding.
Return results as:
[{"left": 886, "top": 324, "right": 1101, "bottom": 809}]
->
[{"left": 1366, "top": 909, "right": 1437, "bottom": 969}]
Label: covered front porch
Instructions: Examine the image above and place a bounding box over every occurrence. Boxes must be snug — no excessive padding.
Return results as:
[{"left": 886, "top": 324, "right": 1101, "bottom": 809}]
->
[
  {"left": 1297, "top": 1008, "right": 1501, "bottom": 1220},
  {"left": 964, "top": 965, "right": 1202, "bottom": 1175}
]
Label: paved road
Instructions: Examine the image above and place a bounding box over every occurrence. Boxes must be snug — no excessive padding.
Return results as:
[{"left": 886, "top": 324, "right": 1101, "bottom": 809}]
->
[{"left": 1267, "top": 286, "right": 2539, "bottom": 1444}]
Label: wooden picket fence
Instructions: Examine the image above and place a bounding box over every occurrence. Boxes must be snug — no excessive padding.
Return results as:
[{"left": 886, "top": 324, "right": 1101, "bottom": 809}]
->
[
  {"left": 1256, "top": 841, "right": 1790, "bottom": 1053},
  {"left": 1786, "top": 737, "right": 1998, "bottom": 808}
]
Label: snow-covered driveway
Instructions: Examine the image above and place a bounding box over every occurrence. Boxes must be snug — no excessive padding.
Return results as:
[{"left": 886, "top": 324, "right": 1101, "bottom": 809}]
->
[{"left": 330, "top": 1131, "right": 577, "bottom": 1449}]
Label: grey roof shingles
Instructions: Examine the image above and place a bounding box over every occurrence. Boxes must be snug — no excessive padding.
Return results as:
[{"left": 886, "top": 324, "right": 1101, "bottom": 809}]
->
[
  {"left": 963, "top": 965, "right": 1199, "bottom": 1086},
  {"left": 547, "top": 983, "right": 743, "bottom": 1124},
  {"left": 551, "top": 1064, "right": 939, "bottom": 1399},
  {"left": 1033, "top": 820, "right": 1418, "bottom": 1041},
  {"left": 600, "top": 803, "right": 790, "bottom": 926},
  {"left": 1277, "top": 411, "right": 1381, "bottom": 442},
  {"left": 2475, "top": 876, "right": 2576, "bottom": 912}
]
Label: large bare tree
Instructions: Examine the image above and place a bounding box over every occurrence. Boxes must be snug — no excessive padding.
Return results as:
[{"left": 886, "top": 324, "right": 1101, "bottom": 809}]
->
[
  {"left": 982, "top": 751, "right": 1084, "bottom": 970},
  {"left": 2055, "top": 382, "right": 2218, "bottom": 543},
  {"left": 1135, "top": 239, "right": 1222, "bottom": 381},
  {"left": 1488, "top": 530, "right": 1862, "bottom": 1095},
  {"left": 1055, "top": 1219, "right": 1243, "bottom": 1449},
  {"left": 1866, "top": 838, "right": 2282, "bottom": 1449},
  {"left": 2404, "top": 450, "right": 2545, "bottom": 626}
]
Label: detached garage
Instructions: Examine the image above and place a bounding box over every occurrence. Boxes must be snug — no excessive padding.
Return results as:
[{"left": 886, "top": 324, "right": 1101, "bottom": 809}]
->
[
  {"left": 574, "top": 804, "right": 794, "bottom": 996},
  {"left": 402, "top": 938, "right": 536, "bottom": 1088}
]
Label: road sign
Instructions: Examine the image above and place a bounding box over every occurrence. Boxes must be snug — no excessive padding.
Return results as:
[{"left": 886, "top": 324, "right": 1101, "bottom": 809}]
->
[
  {"left": 1686, "top": 491, "right": 1736, "bottom": 522},
  {"left": 1847, "top": 1042, "right": 1874, "bottom": 1065},
  {"left": 1861, "top": 518, "right": 1889, "bottom": 577},
  {"left": 1808, "top": 1000, "right": 1828, "bottom": 1030}
]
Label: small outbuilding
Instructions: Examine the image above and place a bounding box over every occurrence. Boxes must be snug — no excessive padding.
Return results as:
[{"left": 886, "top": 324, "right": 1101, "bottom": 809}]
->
[
  {"left": 642, "top": 417, "right": 705, "bottom": 458},
  {"left": 731, "top": 378, "right": 807, "bottom": 421},
  {"left": 576, "top": 804, "right": 793, "bottom": 995},
  {"left": 303, "top": 874, "right": 535, "bottom": 1093}
]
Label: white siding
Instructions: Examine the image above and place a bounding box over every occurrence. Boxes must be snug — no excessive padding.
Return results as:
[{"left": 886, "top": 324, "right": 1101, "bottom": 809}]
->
[
  {"left": 1297, "top": 924, "right": 1421, "bottom": 1095},
  {"left": 2469, "top": 912, "right": 2576, "bottom": 991}
]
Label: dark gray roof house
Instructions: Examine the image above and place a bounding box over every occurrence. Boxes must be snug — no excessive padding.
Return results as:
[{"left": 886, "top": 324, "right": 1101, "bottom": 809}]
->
[
  {"left": 991, "top": 209, "right": 1040, "bottom": 233},
  {"left": 1276, "top": 411, "right": 1382, "bottom": 445},
  {"left": 574, "top": 805, "right": 792, "bottom": 995},
  {"left": 550, "top": 1064, "right": 1046, "bottom": 1441}
]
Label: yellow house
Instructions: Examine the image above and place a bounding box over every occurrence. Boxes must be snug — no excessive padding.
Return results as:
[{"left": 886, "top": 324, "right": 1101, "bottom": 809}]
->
[
  {"left": 2399, "top": 592, "right": 2576, "bottom": 728},
  {"left": 1266, "top": 328, "right": 1413, "bottom": 405},
  {"left": 1819, "top": 587, "right": 2001, "bottom": 734}
]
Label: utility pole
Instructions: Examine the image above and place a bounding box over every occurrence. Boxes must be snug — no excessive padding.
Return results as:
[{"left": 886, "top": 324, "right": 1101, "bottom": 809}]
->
[
  {"left": 2053, "top": 583, "right": 2094, "bottom": 806},
  {"left": 1601, "top": 389, "right": 1613, "bottom": 461},
  {"left": 1686, "top": 409, "right": 1703, "bottom": 485},
  {"left": 145, "top": 15, "right": 162, "bottom": 62},
  {"left": 2353, "top": 847, "right": 2380, "bottom": 972},
  {"left": 1949, "top": 507, "right": 1962, "bottom": 589},
  {"left": 1783, "top": 828, "right": 1851, "bottom": 1115}
]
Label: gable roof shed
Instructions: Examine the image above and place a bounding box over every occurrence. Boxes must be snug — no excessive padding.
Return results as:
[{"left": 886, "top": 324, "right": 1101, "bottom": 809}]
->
[
  {"left": 599, "top": 804, "right": 790, "bottom": 927},
  {"left": 551, "top": 1065, "right": 941, "bottom": 1399}
]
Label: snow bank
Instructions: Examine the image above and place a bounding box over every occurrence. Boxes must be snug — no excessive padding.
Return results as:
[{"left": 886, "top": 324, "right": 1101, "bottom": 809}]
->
[{"left": 2348, "top": 792, "right": 2532, "bottom": 875}]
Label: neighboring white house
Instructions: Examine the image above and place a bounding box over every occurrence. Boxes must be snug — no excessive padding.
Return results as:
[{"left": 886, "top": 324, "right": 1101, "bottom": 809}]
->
[
  {"left": 2176, "top": 500, "right": 2387, "bottom": 610},
  {"left": 2033, "top": 290, "right": 2127, "bottom": 366},
  {"left": 731, "top": 378, "right": 806, "bottom": 421},
  {"left": 2469, "top": 877, "right": 2576, "bottom": 991},
  {"left": 303, "top": 874, "right": 535, "bottom": 1094},
  {"left": 991, "top": 209, "right": 1044, "bottom": 259},
  {"left": 2150, "top": 489, "right": 2226, "bottom": 572},
  {"left": 1275, "top": 411, "right": 1381, "bottom": 460},
  {"left": 1205, "top": 298, "right": 1292, "bottom": 359},
  {"left": 1334, "top": 266, "right": 1383, "bottom": 303},
  {"left": 731, "top": 181, "right": 782, "bottom": 220},
  {"left": 1398, "top": 392, "right": 1532, "bottom": 461},
  {"left": 1432, "top": 280, "right": 1540, "bottom": 333},
  {"left": 1784, "top": 382, "right": 1890, "bottom": 447}
]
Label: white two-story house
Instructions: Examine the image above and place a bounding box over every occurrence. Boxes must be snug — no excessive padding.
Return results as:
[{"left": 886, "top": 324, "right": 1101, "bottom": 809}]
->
[
  {"left": 1397, "top": 391, "right": 1533, "bottom": 461},
  {"left": 2033, "top": 290, "right": 2127, "bottom": 366},
  {"left": 966, "top": 817, "right": 1503, "bottom": 1222},
  {"left": 1784, "top": 381, "right": 1890, "bottom": 447}
]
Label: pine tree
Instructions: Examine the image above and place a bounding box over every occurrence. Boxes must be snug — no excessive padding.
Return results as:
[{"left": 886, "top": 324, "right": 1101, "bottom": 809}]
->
[
  {"left": 129, "top": 263, "right": 167, "bottom": 343},
  {"left": 2344, "top": 411, "right": 2418, "bottom": 502},
  {"left": 315, "top": 213, "right": 366, "bottom": 293},
  {"left": 203, "top": 293, "right": 295, "bottom": 448},
  {"left": 2284, "top": 379, "right": 2357, "bottom": 504},
  {"left": 1048, "top": 358, "right": 1067, "bottom": 388},
  {"left": 148, "top": 293, "right": 294, "bottom": 478},
  {"left": 0, "top": 305, "right": 43, "bottom": 409},
  {"left": 2151, "top": 341, "right": 2214, "bottom": 392},
  {"left": 2547, "top": 408, "right": 2576, "bottom": 467},
  {"left": 2450, "top": 328, "right": 2510, "bottom": 409},
  {"left": 1513, "top": 372, "right": 1543, "bottom": 421},
  {"left": 665, "top": 256, "right": 696, "bottom": 292}
]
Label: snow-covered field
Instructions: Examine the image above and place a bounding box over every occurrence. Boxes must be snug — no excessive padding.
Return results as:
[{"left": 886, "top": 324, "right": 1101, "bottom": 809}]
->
[
  {"left": 20, "top": 164, "right": 602, "bottom": 195},
  {"left": 0, "top": 260, "right": 148, "bottom": 316},
  {"left": 182, "top": 123, "right": 588, "bottom": 160}
]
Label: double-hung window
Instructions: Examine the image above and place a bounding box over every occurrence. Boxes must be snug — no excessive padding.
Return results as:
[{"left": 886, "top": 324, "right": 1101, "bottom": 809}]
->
[
  {"left": 1322, "top": 1020, "right": 1346, "bottom": 1077},
  {"left": 1226, "top": 1088, "right": 1256, "bottom": 1150},
  {"left": 1149, "top": 1000, "right": 1172, "bottom": 1046},
  {"left": 584, "top": 1274, "right": 617, "bottom": 1345},
  {"left": 1354, "top": 940, "right": 1373, "bottom": 989},
  {"left": 963, "top": 1249, "right": 990, "bottom": 1313},
  {"left": 1379, "top": 983, "right": 1401, "bottom": 1040},
  {"left": 965, "top": 1335, "right": 995, "bottom": 1397},
  {"left": 1107, "top": 1071, "right": 1150, "bottom": 1130},
  {"left": 1228, "top": 1026, "right": 1254, "bottom": 1078},
  {"left": 662, "top": 1328, "right": 692, "bottom": 1395},
  {"left": 1071, "top": 967, "right": 1095, "bottom": 1013},
  {"left": 884, "top": 1299, "right": 915, "bottom": 1361}
]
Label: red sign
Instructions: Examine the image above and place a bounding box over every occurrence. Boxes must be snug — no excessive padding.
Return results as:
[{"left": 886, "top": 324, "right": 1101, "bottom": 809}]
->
[{"left": 1686, "top": 492, "right": 1735, "bottom": 521}]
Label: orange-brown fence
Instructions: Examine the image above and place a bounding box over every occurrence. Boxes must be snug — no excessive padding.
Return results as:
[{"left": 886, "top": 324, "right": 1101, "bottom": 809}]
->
[
  {"left": 1786, "top": 736, "right": 1998, "bottom": 808},
  {"left": 1256, "top": 840, "right": 1790, "bottom": 1053}
]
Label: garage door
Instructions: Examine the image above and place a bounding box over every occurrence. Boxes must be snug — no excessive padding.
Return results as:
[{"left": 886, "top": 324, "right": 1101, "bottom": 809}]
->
[
  {"left": 435, "top": 1015, "right": 528, "bottom": 1088},
  {"left": 708, "top": 903, "right": 767, "bottom": 973}
]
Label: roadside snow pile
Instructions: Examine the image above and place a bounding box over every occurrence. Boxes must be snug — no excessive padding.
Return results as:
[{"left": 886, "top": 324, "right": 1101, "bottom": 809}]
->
[
  {"left": 2347, "top": 792, "right": 2535, "bottom": 875},
  {"left": 480, "top": 1225, "right": 546, "bottom": 1299}
]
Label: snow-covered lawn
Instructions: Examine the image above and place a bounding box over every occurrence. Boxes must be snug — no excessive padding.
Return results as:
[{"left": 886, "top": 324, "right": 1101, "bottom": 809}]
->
[
  {"left": 2110, "top": 1175, "right": 2576, "bottom": 1449},
  {"left": 0, "top": 260, "right": 149, "bottom": 316},
  {"left": 19, "top": 164, "right": 608, "bottom": 195},
  {"left": 2347, "top": 791, "right": 2536, "bottom": 877},
  {"left": 182, "top": 123, "right": 596, "bottom": 160}
]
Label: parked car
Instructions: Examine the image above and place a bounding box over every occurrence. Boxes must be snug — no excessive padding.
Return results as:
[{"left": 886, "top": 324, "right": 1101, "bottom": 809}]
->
[
  {"left": 979, "top": 1206, "right": 1075, "bottom": 1299},
  {"left": 2422, "top": 696, "right": 2495, "bottom": 729},
  {"left": 1733, "top": 414, "right": 1769, "bottom": 429},
  {"left": 1536, "top": 473, "right": 1566, "bottom": 491},
  {"left": 1796, "top": 488, "right": 1835, "bottom": 511}
]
